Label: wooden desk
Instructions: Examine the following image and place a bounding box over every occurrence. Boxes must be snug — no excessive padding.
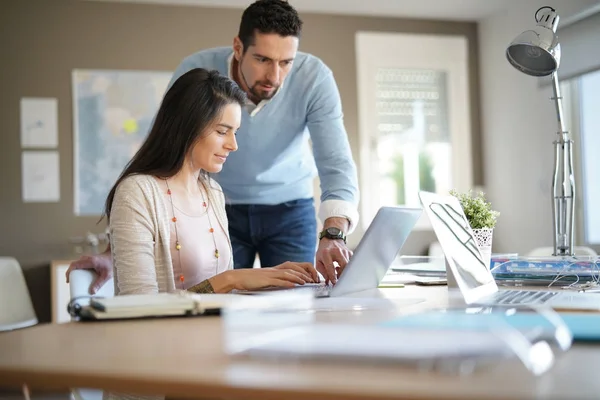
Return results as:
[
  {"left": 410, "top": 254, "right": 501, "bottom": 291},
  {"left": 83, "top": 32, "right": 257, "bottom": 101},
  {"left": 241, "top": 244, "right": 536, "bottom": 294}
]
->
[{"left": 1, "top": 286, "right": 599, "bottom": 400}]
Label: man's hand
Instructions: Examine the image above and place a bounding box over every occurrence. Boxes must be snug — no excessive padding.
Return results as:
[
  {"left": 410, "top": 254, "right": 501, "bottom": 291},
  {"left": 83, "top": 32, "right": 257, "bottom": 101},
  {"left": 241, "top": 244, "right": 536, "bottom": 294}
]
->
[
  {"left": 65, "top": 251, "right": 113, "bottom": 294},
  {"left": 315, "top": 217, "right": 352, "bottom": 284},
  {"left": 316, "top": 239, "right": 353, "bottom": 284}
]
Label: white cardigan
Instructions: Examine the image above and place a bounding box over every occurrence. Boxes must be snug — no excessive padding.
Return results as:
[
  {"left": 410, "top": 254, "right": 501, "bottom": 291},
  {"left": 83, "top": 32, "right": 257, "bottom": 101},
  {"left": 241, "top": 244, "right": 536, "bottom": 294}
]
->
[{"left": 109, "top": 174, "right": 233, "bottom": 296}]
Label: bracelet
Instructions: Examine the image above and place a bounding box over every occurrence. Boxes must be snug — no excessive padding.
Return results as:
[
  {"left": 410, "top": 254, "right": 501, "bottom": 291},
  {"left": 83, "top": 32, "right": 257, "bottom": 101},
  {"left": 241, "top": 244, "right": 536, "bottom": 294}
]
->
[{"left": 187, "top": 279, "right": 215, "bottom": 294}]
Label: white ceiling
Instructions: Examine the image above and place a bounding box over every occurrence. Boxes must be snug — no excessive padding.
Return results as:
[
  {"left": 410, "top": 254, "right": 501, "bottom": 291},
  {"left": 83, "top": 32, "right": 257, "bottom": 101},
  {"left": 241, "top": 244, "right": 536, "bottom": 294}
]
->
[{"left": 88, "top": 0, "right": 521, "bottom": 22}]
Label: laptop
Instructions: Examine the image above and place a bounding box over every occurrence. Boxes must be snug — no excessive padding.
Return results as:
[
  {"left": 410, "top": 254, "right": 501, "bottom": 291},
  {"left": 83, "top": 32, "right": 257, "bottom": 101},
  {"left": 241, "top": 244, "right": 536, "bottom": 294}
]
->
[
  {"left": 418, "top": 191, "right": 600, "bottom": 311},
  {"left": 241, "top": 206, "right": 422, "bottom": 298}
]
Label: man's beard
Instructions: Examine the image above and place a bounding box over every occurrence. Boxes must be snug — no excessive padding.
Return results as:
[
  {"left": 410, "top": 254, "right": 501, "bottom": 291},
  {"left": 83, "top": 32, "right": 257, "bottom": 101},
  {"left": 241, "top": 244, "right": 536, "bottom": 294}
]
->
[
  {"left": 249, "top": 82, "right": 279, "bottom": 100},
  {"left": 239, "top": 61, "right": 279, "bottom": 101}
]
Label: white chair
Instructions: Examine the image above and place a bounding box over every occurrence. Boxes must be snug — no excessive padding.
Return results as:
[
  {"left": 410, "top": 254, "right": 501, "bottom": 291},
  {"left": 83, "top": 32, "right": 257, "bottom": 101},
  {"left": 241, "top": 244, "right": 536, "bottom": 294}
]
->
[
  {"left": 67, "top": 269, "right": 114, "bottom": 400},
  {"left": 526, "top": 246, "right": 598, "bottom": 257},
  {"left": 0, "top": 257, "right": 38, "bottom": 332}
]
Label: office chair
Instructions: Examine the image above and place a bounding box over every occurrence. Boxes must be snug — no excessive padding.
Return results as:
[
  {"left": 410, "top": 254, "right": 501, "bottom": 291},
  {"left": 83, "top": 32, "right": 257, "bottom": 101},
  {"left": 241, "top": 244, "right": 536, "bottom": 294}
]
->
[
  {"left": 68, "top": 269, "right": 115, "bottom": 400},
  {"left": 0, "top": 257, "right": 38, "bottom": 332}
]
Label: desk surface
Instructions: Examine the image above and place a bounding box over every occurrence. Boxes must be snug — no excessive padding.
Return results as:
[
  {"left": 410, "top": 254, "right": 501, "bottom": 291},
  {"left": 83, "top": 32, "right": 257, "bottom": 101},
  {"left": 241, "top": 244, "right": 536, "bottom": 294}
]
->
[{"left": 1, "top": 285, "right": 600, "bottom": 400}]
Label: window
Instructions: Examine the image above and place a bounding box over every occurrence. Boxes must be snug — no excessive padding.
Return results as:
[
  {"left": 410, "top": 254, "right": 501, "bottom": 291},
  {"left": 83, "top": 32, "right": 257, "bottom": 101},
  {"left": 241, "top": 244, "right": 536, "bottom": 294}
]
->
[
  {"left": 356, "top": 32, "right": 473, "bottom": 229},
  {"left": 562, "top": 68, "right": 600, "bottom": 245},
  {"left": 579, "top": 70, "right": 600, "bottom": 244},
  {"left": 374, "top": 68, "right": 451, "bottom": 206}
]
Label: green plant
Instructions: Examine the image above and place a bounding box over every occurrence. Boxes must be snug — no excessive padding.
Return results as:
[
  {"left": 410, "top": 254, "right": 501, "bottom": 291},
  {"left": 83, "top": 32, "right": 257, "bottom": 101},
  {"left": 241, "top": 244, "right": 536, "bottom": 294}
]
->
[{"left": 449, "top": 189, "right": 500, "bottom": 229}]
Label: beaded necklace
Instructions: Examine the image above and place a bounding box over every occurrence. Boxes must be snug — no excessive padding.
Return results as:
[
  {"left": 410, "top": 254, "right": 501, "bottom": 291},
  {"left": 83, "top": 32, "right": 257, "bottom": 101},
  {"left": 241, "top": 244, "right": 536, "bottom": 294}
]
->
[{"left": 164, "top": 178, "right": 219, "bottom": 290}]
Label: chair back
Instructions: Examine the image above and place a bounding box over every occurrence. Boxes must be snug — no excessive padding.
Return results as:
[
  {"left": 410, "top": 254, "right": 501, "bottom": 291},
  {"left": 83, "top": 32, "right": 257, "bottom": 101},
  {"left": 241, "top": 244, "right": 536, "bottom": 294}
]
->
[{"left": 0, "top": 257, "right": 38, "bottom": 331}]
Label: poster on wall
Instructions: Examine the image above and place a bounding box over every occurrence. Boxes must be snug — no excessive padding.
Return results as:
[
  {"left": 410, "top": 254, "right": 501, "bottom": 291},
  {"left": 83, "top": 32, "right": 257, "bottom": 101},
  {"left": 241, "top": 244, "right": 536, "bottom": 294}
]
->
[
  {"left": 22, "top": 151, "right": 60, "bottom": 202},
  {"left": 72, "top": 69, "right": 172, "bottom": 215},
  {"left": 20, "top": 97, "right": 58, "bottom": 148}
]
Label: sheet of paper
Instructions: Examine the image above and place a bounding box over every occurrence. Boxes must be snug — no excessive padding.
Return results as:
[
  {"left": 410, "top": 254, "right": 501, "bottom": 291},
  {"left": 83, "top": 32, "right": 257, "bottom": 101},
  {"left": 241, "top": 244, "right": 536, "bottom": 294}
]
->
[
  {"left": 22, "top": 151, "right": 60, "bottom": 202},
  {"left": 311, "top": 296, "right": 422, "bottom": 311},
  {"left": 239, "top": 324, "right": 512, "bottom": 361},
  {"left": 20, "top": 97, "right": 58, "bottom": 148}
]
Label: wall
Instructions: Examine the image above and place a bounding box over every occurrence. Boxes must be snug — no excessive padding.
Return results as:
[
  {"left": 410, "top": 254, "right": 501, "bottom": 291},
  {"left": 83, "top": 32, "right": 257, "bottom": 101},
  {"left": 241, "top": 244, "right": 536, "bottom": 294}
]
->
[
  {"left": 0, "top": 0, "right": 480, "bottom": 322},
  {"left": 477, "top": 0, "right": 600, "bottom": 255}
]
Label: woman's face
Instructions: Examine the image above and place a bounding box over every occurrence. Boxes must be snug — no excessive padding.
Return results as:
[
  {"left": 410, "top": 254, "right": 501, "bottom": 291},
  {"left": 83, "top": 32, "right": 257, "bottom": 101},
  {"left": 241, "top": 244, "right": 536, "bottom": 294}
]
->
[{"left": 191, "top": 103, "right": 242, "bottom": 173}]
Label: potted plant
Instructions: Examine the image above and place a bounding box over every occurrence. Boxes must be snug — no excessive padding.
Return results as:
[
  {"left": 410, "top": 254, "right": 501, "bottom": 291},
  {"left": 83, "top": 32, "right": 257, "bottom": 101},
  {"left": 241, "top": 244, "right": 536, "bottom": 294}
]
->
[{"left": 449, "top": 189, "right": 500, "bottom": 269}]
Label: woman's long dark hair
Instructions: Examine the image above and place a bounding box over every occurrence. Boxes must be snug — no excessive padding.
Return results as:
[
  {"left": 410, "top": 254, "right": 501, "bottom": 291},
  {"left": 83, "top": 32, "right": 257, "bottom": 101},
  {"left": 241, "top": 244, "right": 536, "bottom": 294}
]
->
[{"left": 102, "top": 68, "right": 246, "bottom": 222}]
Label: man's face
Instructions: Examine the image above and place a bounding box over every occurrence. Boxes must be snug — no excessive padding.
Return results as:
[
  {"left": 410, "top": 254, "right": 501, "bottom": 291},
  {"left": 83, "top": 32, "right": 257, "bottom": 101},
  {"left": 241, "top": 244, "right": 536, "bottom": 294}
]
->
[{"left": 233, "top": 31, "right": 299, "bottom": 101}]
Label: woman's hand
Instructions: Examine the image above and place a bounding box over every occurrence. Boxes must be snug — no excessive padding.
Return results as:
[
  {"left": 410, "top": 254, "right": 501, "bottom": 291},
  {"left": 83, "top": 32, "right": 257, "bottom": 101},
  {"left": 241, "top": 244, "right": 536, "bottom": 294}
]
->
[
  {"left": 273, "top": 261, "right": 319, "bottom": 283},
  {"left": 211, "top": 262, "right": 317, "bottom": 292},
  {"left": 65, "top": 250, "right": 113, "bottom": 294}
]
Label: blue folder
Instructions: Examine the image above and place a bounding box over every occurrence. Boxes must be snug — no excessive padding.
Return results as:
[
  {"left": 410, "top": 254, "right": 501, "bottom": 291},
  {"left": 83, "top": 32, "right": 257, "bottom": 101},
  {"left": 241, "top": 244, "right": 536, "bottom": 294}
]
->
[{"left": 381, "top": 311, "right": 600, "bottom": 342}]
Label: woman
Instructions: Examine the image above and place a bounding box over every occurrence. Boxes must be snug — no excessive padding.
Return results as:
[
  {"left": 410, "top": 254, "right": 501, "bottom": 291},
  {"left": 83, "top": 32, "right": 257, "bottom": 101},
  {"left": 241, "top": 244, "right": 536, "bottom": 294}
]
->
[{"left": 104, "top": 68, "right": 317, "bottom": 295}]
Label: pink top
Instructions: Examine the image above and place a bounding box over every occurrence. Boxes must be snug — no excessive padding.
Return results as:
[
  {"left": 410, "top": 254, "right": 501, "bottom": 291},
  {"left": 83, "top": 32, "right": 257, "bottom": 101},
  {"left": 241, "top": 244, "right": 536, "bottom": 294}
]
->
[{"left": 166, "top": 195, "right": 231, "bottom": 290}]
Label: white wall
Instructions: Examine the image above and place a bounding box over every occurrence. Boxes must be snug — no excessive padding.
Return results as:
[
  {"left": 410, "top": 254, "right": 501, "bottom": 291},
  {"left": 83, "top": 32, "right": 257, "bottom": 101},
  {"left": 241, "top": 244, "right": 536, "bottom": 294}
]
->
[{"left": 478, "top": 0, "right": 599, "bottom": 254}]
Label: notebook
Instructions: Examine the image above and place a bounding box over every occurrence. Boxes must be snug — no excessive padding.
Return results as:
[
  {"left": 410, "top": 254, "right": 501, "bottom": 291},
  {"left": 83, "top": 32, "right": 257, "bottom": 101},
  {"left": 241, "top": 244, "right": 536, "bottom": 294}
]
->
[{"left": 71, "top": 292, "right": 224, "bottom": 321}]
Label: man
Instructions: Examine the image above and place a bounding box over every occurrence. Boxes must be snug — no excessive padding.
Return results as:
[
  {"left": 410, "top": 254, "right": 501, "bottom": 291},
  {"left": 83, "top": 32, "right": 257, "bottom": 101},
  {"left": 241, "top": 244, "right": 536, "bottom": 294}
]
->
[{"left": 67, "top": 0, "right": 359, "bottom": 292}]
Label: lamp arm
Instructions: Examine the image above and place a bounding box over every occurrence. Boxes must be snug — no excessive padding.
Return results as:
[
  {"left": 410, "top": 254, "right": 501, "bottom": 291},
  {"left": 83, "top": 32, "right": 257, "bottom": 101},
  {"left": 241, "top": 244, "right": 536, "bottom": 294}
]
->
[
  {"left": 551, "top": 72, "right": 568, "bottom": 142},
  {"left": 550, "top": 71, "right": 575, "bottom": 256}
]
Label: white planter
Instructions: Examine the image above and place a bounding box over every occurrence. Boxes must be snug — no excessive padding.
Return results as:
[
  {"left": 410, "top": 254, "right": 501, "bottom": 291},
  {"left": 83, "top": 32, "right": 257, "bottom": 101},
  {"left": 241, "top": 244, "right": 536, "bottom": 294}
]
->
[{"left": 472, "top": 228, "right": 494, "bottom": 270}]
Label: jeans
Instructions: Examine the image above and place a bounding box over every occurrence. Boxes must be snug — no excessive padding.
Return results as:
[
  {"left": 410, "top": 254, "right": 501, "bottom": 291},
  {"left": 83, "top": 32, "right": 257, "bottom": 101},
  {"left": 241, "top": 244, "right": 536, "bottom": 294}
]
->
[{"left": 225, "top": 198, "right": 317, "bottom": 268}]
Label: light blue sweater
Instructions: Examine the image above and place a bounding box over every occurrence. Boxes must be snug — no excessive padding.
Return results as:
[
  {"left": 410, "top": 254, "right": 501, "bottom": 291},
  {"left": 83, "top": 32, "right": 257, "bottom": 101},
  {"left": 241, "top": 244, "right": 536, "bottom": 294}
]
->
[{"left": 166, "top": 47, "right": 359, "bottom": 227}]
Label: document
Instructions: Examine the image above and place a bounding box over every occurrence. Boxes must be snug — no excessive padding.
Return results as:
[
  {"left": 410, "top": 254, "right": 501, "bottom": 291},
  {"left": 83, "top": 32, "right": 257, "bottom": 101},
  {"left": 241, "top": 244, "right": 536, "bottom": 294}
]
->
[
  {"left": 20, "top": 97, "right": 58, "bottom": 148},
  {"left": 21, "top": 151, "right": 60, "bottom": 202},
  {"left": 312, "top": 296, "right": 418, "bottom": 311},
  {"left": 232, "top": 324, "right": 514, "bottom": 362}
]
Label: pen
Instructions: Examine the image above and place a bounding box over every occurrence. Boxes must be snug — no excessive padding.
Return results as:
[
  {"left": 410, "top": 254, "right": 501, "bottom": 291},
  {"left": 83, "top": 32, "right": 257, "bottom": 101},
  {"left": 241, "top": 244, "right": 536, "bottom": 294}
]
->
[{"left": 378, "top": 283, "right": 405, "bottom": 288}]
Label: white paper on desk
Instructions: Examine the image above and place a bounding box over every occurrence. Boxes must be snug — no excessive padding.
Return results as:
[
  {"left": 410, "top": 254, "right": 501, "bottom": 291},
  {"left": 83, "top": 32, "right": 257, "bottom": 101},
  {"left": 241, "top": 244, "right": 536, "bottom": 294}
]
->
[
  {"left": 20, "top": 97, "right": 58, "bottom": 148},
  {"left": 22, "top": 151, "right": 60, "bottom": 202},
  {"left": 237, "top": 324, "right": 510, "bottom": 361},
  {"left": 311, "top": 297, "right": 410, "bottom": 312}
]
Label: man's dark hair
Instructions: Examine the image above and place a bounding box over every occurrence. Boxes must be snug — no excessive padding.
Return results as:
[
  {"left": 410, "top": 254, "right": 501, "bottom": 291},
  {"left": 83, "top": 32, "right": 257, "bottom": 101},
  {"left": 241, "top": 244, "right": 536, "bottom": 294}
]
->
[{"left": 238, "top": 0, "right": 303, "bottom": 52}]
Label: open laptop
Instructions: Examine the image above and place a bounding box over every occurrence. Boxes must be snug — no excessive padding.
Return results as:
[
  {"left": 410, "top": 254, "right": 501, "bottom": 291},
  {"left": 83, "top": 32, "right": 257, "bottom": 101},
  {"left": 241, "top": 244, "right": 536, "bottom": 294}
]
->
[
  {"left": 242, "top": 206, "right": 422, "bottom": 298},
  {"left": 418, "top": 191, "right": 600, "bottom": 311}
]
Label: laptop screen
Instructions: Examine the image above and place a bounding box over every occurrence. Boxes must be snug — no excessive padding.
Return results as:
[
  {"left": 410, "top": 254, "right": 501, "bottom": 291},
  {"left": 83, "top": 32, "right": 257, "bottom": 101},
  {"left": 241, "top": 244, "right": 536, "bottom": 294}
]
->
[
  {"left": 331, "top": 206, "right": 422, "bottom": 297},
  {"left": 419, "top": 191, "right": 498, "bottom": 304}
]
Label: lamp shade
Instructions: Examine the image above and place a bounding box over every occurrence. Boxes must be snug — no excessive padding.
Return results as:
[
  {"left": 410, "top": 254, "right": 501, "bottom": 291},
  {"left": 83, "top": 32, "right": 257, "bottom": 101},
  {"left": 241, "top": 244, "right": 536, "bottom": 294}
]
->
[{"left": 506, "top": 6, "right": 561, "bottom": 77}]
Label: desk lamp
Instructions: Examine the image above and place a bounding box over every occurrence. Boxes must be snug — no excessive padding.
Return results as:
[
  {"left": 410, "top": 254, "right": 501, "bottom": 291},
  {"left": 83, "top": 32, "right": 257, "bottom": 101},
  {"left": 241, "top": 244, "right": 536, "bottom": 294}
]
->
[{"left": 506, "top": 5, "right": 575, "bottom": 256}]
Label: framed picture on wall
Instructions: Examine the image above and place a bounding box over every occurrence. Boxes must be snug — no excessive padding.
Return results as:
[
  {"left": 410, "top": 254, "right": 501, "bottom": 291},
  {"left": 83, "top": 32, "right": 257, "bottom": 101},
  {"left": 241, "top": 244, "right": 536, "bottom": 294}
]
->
[{"left": 72, "top": 69, "right": 172, "bottom": 216}]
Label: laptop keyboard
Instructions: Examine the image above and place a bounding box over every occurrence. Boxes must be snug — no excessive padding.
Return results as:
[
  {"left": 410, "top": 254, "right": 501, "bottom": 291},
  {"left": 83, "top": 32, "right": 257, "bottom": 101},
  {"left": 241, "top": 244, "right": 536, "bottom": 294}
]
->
[
  {"left": 490, "top": 290, "right": 558, "bottom": 305},
  {"left": 298, "top": 283, "right": 332, "bottom": 297}
]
